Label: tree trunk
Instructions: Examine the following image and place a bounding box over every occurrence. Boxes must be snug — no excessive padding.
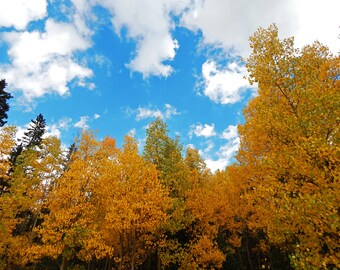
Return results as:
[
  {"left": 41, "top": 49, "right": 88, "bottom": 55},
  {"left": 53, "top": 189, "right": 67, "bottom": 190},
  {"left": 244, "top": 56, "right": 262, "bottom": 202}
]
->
[
  {"left": 131, "top": 228, "right": 136, "bottom": 270},
  {"left": 119, "top": 233, "right": 124, "bottom": 269},
  {"left": 237, "top": 249, "right": 244, "bottom": 270},
  {"left": 157, "top": 253, "right": 161, "bottom": 270},
  {"left": 105, "top": 257, "right": 113, "bottom": 270},
  {"left": 29, "top": 213, "right": 39, "bottom": 243},
  {"left": 60, "top": 257, "right": 68, "bottom": 270},
  {"left": 245, "top": 237, "right": 254, "bottom": 270}
]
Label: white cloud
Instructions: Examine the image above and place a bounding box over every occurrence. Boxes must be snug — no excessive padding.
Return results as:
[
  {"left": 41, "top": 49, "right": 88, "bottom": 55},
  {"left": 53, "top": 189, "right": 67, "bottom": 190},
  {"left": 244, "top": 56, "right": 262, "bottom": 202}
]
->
[
  {"left": 189, "top": 123, "right": 216, "bottom": 138},
  {"left": 15, "top": 125, "right": 28, "bottom": 143},
  {"left": 136, "top": 107, "right": 163, "bottom": 120},
  {"left": 205, "top": 159, "right": 228, "bottom": 174},
  {"left": 127, "top": 104, "right": 179, "bottom": 121},
  {"left": 74, "top": 116, "right": 90, "bottom": 130},
  {"left": 181, "top": 0, "right": 295, "bottom": 56},
  {"left": 44, "top": 124, "right": 61, "bottom": 138},
  {"left": 0, "top": 19, "right": 93, "bottom": 100},
  {"left": 195, "top": 124, "right": 240, "bottom": 172},
  {"left": 2, "top": 0, "right": 339, "bottom": 105},
  {"left": 0, "top": 0, "right": 47, "bottom": 30},
  {"left": 205, "top": 137, "right": 239, "bottom": 172},
  {"left": 181, "top": 0, "right": 339, "bottom": 56},
  {"left": 201, "top": 61, "right": 254, "bottom": 104},
  {"left": 221, "top": 124, "right": 238, "bottom": 140},
  {"left": 74, "top": 113, "right": 101, "bottom": 130},
  {"left": 164, "top": 104, "right": 179, "bottom": 119},
  {"left": 96, "top": 0, "right": 188, "bottom": 77},
  {"left": 292, "top": 0, "right": 340, "bottom": 54},
  {"left": 44, "top": 116, "right": 76, "bottom": 138},
  {"left": 199, "top": 140, "right": 215, "bottom": 156}
]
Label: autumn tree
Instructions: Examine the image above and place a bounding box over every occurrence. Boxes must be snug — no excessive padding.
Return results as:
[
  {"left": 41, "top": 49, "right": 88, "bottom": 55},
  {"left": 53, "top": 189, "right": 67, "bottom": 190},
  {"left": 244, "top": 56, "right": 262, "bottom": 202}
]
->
[
  {"left": 235, "top": 24, "right": 340, "bottom": 269},
  {"left": 0, "top": 135, "right": 64, "bottom": 268},
  {"left": 0, "top": 126, "right": 16, "bottom": 196},
  {"left": 143, "top": 118, "right": 187, "bottom": 197},
  {"left": 33, "top": 132, "right": 104, "bottom": 270},
  {"left": 143, "top": 118, "right": 192, "bottom": 268},
  {"left": 0, "top": 126, "right": 16, "bottom": 268},
  {"left": 33, "top": 132, "right": 169, "bottom": 270},
  {"left": 180, "top": 147, "right": 227, "bottom": 269},
  {"left": 103, "top": 135, "right": 169, "bottom": 269}
]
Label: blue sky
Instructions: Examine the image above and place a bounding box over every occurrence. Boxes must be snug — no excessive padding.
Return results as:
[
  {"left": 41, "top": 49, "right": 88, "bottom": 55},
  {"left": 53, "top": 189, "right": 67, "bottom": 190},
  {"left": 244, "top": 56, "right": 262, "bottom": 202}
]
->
[{"left": 0, "top": 0, "right": 339, "bottom": 171}]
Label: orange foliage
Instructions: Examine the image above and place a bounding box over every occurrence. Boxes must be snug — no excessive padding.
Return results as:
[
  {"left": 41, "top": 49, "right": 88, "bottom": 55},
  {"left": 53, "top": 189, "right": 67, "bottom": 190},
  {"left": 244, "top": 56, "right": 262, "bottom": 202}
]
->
[{"left": 235, "top": 24, "right": 340, "bottom": 269}]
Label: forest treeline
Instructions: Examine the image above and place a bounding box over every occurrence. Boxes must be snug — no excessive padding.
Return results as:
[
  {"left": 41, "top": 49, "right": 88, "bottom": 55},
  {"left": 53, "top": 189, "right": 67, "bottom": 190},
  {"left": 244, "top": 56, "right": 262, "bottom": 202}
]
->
[{"left": 0, "top": 25, "right": 339, "bottom": 270}]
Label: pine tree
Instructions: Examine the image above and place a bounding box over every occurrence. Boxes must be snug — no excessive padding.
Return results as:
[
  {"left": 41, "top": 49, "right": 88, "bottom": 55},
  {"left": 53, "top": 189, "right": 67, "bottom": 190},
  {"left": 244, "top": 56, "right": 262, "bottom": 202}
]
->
[
  {"left": 0, "top": 79, "right": 12, "bottom": 127},
  {"left": 64, "top": 142, "right": 77, "bottom": 171},
  {"left": 22, "top": 113, "right": 46, "bottom": 148}
]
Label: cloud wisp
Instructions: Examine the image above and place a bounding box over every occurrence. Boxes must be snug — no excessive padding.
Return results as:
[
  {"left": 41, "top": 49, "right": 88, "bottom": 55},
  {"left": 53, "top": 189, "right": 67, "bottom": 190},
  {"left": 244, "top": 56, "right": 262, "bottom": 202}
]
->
[
  {"left": 125, "top": 104, "right": 179, "bottom": 121},
  {"left": 189, "top": 123, "right": 217, "bottom": 138}
]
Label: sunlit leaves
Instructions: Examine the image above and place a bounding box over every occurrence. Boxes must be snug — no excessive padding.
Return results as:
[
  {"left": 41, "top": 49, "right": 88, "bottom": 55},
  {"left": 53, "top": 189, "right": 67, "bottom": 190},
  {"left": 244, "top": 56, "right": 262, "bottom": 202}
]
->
[{"left": 237, "top": 24, "right": 340, "bottom": 269}]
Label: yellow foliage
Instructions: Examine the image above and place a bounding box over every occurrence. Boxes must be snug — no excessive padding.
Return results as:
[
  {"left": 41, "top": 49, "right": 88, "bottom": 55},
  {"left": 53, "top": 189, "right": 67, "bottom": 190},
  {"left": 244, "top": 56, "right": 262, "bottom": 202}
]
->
[{"left": 235, "top": 24, "right": 340, "bottom": 269}]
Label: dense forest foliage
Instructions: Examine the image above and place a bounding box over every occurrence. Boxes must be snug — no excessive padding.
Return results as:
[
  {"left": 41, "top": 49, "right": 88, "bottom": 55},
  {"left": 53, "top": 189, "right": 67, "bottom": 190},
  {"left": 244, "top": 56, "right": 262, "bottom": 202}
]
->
[{"left": 0, "top": 25, "right": 339, "bottom": 270}]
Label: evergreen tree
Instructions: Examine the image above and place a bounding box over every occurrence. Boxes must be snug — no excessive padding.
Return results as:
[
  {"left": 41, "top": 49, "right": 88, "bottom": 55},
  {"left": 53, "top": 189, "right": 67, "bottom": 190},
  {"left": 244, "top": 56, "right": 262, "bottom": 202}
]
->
[
  {"left": 22, "top": 113, "right": 46, "bottom": 148},
  {"left": 9, "top": 114, "right": 46, "bottom": 173},
  {"left": 64, "top": 142, "right": 77, "bottom": 171},
  {"left": 0, "top": 79, "right": 12, "bottom": 127}
]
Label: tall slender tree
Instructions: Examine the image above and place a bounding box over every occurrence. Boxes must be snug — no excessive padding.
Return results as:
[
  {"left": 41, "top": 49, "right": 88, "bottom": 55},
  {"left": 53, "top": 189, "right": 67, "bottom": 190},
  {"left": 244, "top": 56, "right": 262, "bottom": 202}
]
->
[
  {"left": 0, "top": 79, "right": 12, "bottom": 127},
  {"left": 22, "top": 113, "right": 46, "bottom": 148}
]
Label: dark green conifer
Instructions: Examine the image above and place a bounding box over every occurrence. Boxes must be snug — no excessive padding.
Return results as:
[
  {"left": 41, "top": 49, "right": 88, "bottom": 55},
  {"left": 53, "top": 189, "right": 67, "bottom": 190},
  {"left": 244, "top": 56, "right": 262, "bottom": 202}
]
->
[
  {"left": 0, "top": 79, "right": 12, "bottom": 127},
  {"left": 22, "top": 113, "right": 46, "bottom": 148}
]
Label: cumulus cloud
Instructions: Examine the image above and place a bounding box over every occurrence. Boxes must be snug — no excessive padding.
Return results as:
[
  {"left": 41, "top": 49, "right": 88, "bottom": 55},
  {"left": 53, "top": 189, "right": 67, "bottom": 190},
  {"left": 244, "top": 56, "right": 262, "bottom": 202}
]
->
[
  {"left": 0, "top": 0, "right": 47, "bottom": 30},
  {"left": 200, "top": 61, "right": 254, "bottom": 104},
  {"left": 1, "top": 0, "right": 339, "bottom": 105},
  {"left": 126, "top": 104, "right": 179, "bottom": 121},
  {"left": 181, "top": 0, "right": 339, "bottom": 56},
  {"left": 95, "top": 0, "right": 339, "bottom": 79},
  {"left": 189, "top": 123, "right": 216, "bottom": 138},
  {"left": 181, "top": 0, "right": 296, "bottom": 56},
  {"left": 0, "top": 19, "right": 93, "bottom": 100},
  {"left": 292, "top": 0, "right": 340, "bottom": 54},
  {"left": 96, "top": 0, "right": 188, "bottom": 77}
]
